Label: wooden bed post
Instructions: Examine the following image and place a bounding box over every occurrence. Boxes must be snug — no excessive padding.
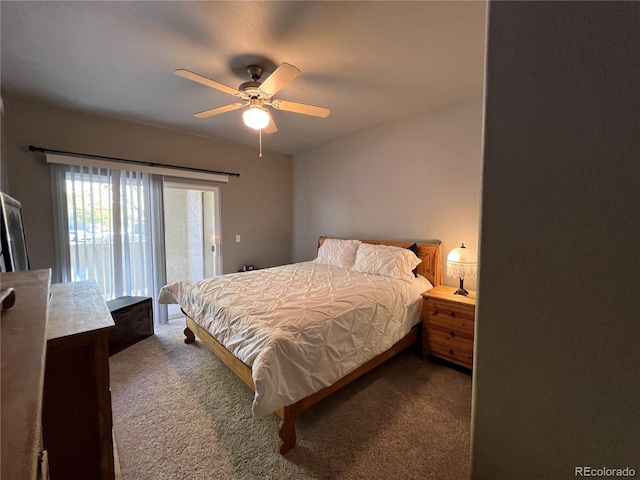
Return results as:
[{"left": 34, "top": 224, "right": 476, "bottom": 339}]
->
[
  {"left": 184, "top": 326, "right": 195, "bottom": 344},
  {"left": 278, "top": 405, "right": 300, "bottom": 454}
]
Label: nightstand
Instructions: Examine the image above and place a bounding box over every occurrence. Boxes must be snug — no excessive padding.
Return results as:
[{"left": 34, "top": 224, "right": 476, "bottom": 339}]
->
[{"left": 422, "top": 285, "right": 476, "bottom": 370}]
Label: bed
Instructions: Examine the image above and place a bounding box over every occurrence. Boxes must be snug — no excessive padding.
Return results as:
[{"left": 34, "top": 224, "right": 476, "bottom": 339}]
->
[{"left": 159, "top": 237, "right": 442, "bottom": 453}]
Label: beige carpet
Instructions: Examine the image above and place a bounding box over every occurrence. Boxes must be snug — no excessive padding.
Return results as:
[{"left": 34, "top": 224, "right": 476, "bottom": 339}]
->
[{"left": 109, "top": 320, "right": 472, "bottom": 479}]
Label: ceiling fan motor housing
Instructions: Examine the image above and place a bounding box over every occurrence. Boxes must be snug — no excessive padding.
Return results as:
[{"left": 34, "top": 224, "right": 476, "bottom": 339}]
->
[
  {"left": 240, "top": 65, "right": 268, "bottom": 99},
  {"left": 238, "top": 81, "right": 263, "bottom": 99}
]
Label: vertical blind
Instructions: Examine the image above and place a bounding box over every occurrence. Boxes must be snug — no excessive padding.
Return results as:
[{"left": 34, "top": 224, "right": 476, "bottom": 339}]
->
[{"left": 50, "top": 163, "right": 167, "bottom": 324}]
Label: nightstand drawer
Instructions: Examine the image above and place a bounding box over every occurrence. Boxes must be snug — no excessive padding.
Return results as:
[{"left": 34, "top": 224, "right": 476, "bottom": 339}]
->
[
  {"left": 427, "top": 327, "right": 474, "bottom": 353},
  {"left": 427, "top": 304, "right": 474, "bottom": 337},
  {"left": 428, "top": 299, "right": 475, "bottom": 321},
  {"left": 428, "top": 342, "right": 473, "bottom": 368}
]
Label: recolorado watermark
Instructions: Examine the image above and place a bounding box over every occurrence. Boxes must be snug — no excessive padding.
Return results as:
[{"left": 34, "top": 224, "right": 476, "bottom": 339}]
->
[{"left": 575, "top": 466, "right": 636, "bottom": 477}]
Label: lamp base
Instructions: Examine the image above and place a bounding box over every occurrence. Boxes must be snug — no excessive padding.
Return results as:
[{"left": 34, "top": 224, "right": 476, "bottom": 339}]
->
[{"left": 454, "top": 278, "right": 469, "bottom": 296}]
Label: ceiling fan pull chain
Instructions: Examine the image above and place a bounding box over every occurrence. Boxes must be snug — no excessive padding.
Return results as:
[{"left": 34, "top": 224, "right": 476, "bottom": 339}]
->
[{"left": 259, "top": 129, "right": 263, "bottom": 158}]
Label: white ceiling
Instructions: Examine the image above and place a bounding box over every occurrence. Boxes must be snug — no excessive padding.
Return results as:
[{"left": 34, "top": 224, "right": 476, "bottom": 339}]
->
[{"left": 1, "top": 1, "right": 487, "bottom": 155}]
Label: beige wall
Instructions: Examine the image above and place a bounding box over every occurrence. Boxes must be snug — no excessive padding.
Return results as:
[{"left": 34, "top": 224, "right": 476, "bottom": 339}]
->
[
  {"left": 1, "top": 97, "right": 6, "bottom": 192},
  {"left": 2, "top": 94, "right": 293, "bottom": 277},
  {"left": 472, "top": 2, "right": 639, "bottom": 478},
  {"left": 292, "top": 96, "right": 483, "bottom": 290}
]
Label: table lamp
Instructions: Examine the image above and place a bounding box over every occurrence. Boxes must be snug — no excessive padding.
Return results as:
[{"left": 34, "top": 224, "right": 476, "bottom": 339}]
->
[{"left": 447, "top": 243, "right": 477, "bottom": 296}]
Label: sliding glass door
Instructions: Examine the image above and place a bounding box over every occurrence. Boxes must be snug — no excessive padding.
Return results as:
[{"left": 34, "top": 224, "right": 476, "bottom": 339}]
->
[
  {"left": 51, "top": 163, "right": 223, "bottom": 325},
  {"left": 51, "top": 164, "right": 168, "bottom": 324},
  {"left": 163, "top": 181, "right": 221, "bottom": 282},
  {"left": 163, "top": 180, "right": 221, "bottom": 320},
  {"left": 62, "top": 166, "right": 153, "bottom": 299},
  {"left": 202, "top": 190, "right": 221, "bottom": 278}
]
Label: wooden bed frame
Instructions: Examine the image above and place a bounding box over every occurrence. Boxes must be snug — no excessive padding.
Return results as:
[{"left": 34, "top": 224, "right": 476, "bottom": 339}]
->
[{"left": 182, "top": 237, "right": 442, "bottom": 453}]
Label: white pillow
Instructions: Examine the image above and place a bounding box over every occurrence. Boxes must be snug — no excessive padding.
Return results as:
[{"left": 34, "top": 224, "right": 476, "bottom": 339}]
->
[
  {"left": 313, "top": 238, "right": 362, "bottom": 268},
  {"left": 352, "top": 243, "right": 422, "bottom": 281}
]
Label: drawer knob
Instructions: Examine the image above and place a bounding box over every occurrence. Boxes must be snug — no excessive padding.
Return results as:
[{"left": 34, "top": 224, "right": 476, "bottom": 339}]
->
[{"left": 450, "top": 311, "right": 456, "bottom": 317}]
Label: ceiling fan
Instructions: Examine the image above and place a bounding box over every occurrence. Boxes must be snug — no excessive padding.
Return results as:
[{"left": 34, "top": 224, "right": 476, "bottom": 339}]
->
[{"left": 175, "top": 63, "right": 331, "bottom": 135}]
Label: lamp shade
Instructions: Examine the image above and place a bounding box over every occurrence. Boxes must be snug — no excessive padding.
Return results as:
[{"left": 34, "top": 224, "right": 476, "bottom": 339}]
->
[
  {"left": 447, "top": 243, "right": 477, "bottom": 279},
  {"left": 243, "top": 106, "right": 270, "bottom": 130}
]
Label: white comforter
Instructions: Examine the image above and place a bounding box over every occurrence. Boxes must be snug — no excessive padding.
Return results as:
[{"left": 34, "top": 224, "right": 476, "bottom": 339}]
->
[{"left": 159, "top": 261, "right": 432, "bottom": 417}]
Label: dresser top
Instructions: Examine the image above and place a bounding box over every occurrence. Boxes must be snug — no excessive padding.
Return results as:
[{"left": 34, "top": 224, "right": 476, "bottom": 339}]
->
[{"left": 47, "top": 280, "right": 114, "bottom": 342}]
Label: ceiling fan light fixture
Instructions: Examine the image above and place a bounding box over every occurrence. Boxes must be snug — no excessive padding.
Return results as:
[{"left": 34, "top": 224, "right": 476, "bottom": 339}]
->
[{"left": 243, "top": 105, "right": 270, "bottom": 130}]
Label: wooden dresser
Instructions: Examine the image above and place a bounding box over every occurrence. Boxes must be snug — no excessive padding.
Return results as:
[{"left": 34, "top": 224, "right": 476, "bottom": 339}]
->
[
  {"left": 1, "top": 269, "right": 51, "bottom": 480},
  {"left": 2, "top": 273, "right": 117, "bottom": 479},
  {"left": 422, "top": 285, "right": 476, "bottom": 370},
  {"left": 43, "top": 280, "right": 116, "bottom": 480}
]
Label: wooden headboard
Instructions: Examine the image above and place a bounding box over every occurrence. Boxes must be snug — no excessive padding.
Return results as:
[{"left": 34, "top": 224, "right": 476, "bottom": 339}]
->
[{"left": 318, "top": 237, "right": 443, "bottom": 287}]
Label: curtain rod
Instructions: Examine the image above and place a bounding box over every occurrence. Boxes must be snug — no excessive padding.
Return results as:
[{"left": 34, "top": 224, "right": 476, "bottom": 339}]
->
[{"left": 28, "top": 145, "right": 240, "bottom": 178}]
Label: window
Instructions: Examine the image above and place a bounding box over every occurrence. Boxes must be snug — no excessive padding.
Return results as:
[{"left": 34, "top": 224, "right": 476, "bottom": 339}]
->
[
  {"left": 55, "top": 165, "right": 155, "bottom": 301},
  {"left": 47, "top": 151, "right": 229, "bottom": 326}
]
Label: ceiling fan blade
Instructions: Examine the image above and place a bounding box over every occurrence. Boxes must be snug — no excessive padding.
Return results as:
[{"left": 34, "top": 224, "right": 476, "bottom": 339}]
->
[
  {"left": 259, "top": 63, "right": 301, "bottom": 97},
  {"left": 175, "top": 69, "right": 238, "bottom": 96},
  {"left": 264, "top": 113, "right": 278, "bottom": 134},
  {"left": 271, "top": 99, "right": 330, "bottom": 118},
  {"left": 193, "top": 103, "right": 244, "bottom": 118}
]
